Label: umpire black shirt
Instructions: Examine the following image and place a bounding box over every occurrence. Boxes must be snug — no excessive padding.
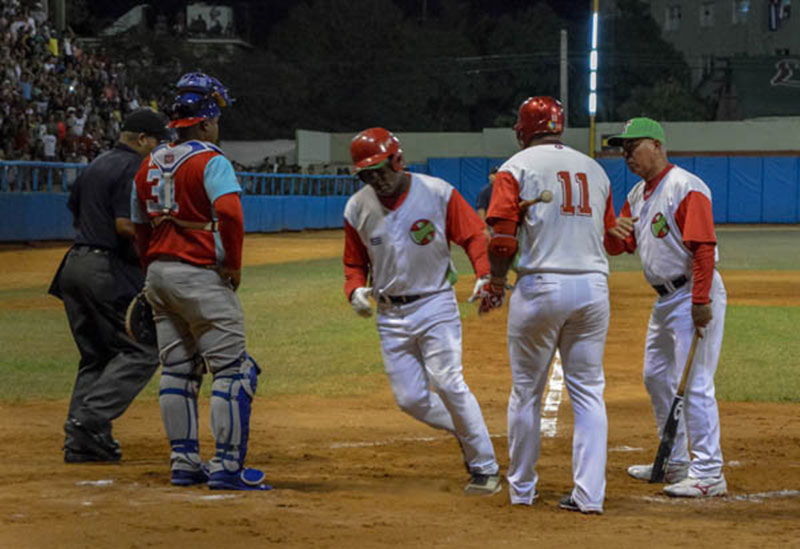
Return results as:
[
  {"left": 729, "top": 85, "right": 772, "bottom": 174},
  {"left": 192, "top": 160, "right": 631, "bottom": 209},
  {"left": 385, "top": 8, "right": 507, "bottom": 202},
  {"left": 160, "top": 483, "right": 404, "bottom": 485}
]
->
[{"left": 68, "top": 142, "right": 142, "bottom": 253}]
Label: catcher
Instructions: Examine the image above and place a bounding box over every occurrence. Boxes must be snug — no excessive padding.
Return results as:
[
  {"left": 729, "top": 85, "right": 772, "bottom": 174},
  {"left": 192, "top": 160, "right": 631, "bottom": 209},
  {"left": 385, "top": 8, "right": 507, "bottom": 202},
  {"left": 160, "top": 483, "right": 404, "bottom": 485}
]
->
[{"left": 131, "top": 72, "right": 270, "bottom": 490}]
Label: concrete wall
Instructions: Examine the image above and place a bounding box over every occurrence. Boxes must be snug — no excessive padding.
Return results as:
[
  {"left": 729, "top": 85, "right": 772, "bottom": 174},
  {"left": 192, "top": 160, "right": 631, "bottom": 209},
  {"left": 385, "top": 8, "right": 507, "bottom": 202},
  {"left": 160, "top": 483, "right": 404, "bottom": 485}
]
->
[{"left": 317, "top": 118, "right": 800, "bottom": 165}]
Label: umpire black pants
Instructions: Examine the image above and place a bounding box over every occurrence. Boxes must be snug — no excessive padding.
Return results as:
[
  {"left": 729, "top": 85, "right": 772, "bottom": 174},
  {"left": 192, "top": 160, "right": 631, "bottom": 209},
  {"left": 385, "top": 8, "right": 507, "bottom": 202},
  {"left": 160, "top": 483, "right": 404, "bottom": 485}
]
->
[{"left": 57, "top": 246, "right": 159, "bottom": 444}]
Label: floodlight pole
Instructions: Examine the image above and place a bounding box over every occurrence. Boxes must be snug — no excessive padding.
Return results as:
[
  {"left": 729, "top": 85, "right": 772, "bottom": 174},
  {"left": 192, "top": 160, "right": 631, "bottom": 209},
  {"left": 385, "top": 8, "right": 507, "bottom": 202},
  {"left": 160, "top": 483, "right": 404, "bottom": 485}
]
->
[
  {"left": 560, "top": 29, "right": 568, "bottom": 128},
  {"left": 589, "top": 0, "right": 599, "bottom": 158}
]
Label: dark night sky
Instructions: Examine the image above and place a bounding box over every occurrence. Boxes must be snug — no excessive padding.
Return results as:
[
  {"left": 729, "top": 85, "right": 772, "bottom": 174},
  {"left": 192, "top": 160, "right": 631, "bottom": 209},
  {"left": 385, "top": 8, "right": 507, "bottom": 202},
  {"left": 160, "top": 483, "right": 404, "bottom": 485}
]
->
[{"left": 87, "top": 0, "right": 594, "bottom": 27}]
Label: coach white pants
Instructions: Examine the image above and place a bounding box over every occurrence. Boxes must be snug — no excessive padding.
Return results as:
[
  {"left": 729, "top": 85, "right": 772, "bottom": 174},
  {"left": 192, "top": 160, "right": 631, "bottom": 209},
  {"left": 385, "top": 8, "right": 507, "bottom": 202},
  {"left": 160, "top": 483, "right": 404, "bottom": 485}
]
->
[
  {"left": 644, "top": 270, "right": 726, "bottom": 479},
  {"left": 506, "top": 272, "right": 609, "bottom": 511},
  {"left": 377, "top": 290, "right": 499, "bottom": 476}
]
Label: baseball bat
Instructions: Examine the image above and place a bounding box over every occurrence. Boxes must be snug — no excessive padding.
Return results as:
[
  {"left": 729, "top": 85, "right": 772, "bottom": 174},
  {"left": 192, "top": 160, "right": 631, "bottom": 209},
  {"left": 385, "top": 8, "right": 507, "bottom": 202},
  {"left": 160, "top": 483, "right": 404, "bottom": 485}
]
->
[
  {"left": 649, "top": 329, "right": 702, "bottom": 483},
  {"left": 518, "top": 189, "right": 553, "bottom": 210}
]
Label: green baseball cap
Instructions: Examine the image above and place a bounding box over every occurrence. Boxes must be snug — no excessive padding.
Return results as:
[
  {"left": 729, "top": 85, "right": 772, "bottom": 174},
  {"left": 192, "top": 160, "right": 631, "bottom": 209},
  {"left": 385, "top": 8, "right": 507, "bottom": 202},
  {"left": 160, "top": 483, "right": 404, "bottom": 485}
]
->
[{"left": 607, "top": 117, "right": 666, "bottom": 146}]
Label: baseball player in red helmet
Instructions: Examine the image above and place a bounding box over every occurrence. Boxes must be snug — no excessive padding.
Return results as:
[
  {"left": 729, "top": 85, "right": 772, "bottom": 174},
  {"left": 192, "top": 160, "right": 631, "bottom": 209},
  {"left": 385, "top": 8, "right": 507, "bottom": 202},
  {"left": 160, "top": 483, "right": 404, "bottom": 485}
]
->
[
  {"left": 343, "top": 127, "right": 501, "bottom": 495},
  {"left": 482, "top": 96, "right": 618, "bottom": 514},
  {"left": 131, "top": 72, "right": 270, "bottom": 491},
  {"left": 605, "top": 117, "right": 727, "bottom": 498}
]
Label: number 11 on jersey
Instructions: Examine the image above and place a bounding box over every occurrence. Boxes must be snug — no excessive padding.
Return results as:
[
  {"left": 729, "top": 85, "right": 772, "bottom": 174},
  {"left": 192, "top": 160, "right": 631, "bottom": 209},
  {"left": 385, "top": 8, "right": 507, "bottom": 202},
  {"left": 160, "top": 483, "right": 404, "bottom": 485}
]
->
[{"left": 557, "top": 171, "right": 593, "bottom": 217}]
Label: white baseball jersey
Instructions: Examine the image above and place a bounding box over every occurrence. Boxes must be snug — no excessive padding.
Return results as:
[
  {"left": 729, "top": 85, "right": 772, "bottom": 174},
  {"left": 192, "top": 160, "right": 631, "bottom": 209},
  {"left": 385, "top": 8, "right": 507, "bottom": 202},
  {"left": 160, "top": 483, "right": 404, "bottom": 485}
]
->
[
  {"left": 626, "top": 165, "right": 719, "bottom": 287},
  {"left": 498, "top": 144, "right": 611, "bottom": 275},
  {"left": 344, "top": 173, "right": 453, "bottom": 297}
]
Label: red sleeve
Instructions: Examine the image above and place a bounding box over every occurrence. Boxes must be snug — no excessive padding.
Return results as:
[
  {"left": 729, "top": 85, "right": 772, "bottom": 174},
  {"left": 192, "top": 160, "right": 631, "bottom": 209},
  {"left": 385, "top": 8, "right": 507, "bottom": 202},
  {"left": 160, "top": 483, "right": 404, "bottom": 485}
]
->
[
  {"left": 214, "top": 193, "right": 244, "bottom": 270},
  {"left": 675, "top": 192, "right": 716, "bottom": 304},
  {"left": 675, "top": 191, "right": 716, "bottom": 245},
  {"left": 603, "top": 200, "right": 637, "bottom": 255},
  {"left": 446, "top": 189, "right": 489, "bottom": 278},
  {"left": 689, "top": 243, "right": 715, "bottom": 304},
  {"left": 486, "top": 171, "right": 520, "bottom": 225},
  {"left": 343, "top": 219, "right": 369, "bottom": 300}
]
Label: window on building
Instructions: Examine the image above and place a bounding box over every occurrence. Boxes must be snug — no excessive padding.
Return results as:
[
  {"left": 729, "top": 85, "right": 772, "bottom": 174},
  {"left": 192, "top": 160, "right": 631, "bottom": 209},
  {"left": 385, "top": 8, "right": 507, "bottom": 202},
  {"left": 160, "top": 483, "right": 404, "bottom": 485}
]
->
[
  {"left": 666, "top": 5, "right": 682, "bottom": 30},
  {"left": 700, "top": 2, "right": 715, "bottom": 27},
  {"left": 732, "top": 0, "right": 750, "bottom": 24}
]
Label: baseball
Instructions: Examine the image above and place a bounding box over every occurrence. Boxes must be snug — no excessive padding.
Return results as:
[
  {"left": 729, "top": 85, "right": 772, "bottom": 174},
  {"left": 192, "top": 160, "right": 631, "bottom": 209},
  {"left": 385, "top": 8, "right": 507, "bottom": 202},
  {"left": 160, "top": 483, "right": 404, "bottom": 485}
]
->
[{"left": 539, "top": 190, "right": 553, "bottom": 203}]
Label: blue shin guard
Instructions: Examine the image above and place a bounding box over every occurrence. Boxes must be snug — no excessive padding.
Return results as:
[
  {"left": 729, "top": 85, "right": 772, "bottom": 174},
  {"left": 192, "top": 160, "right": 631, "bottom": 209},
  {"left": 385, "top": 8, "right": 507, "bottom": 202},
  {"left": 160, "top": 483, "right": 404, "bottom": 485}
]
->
[
  {"left": 208, "top": 353, "right": 270, "bottom": 490},
  {"left": 159, "top": 354, "right": 205, "bottom": 481}
]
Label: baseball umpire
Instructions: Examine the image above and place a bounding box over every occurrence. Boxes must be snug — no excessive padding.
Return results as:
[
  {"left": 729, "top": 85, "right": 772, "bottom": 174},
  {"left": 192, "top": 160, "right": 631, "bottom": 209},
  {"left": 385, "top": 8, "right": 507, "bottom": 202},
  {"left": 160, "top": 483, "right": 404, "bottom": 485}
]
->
[
  {"left": 480, "top": 97, "right": 617, "bottom": 514},
  {"left": 48, "top": 108, "right": 169, "bottom": 463},
  {"left": 343, "top": 127, "right": 501, "bottom": 495},
  {"left": 131, "top": 72, "right": 270, "bottom": 490},
  {"left": 605, "top": 117, "right": 727, "bottom": 498}
]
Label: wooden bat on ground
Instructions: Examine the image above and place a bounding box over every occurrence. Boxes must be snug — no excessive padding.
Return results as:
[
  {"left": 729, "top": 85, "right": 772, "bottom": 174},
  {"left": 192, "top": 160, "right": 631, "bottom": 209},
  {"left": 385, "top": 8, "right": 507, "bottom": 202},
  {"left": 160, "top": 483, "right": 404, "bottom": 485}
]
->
[{"left": 649, "top": 329, "right": 702, "bottom": 483}]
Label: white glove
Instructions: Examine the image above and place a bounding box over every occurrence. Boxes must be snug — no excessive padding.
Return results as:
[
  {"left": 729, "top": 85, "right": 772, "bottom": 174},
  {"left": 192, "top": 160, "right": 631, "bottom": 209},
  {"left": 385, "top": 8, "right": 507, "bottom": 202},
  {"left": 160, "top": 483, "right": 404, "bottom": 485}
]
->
[
  {"left": 350, "top": 286, "right": 373, "bottom": 317},
  {"left": 468, "top": 276, "right": 490, "bottom": 303}
]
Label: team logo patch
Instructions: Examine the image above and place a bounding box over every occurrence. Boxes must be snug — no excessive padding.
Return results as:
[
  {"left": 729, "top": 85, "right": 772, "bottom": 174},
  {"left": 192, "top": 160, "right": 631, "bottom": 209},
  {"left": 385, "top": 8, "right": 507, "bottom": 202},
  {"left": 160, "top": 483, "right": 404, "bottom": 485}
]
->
[
  {"left": 409, "top": 219, "right": 435, "bottom": 245},
  {"left": 651, "top": 212, "right": 670, "bottom": 238},
  {"left": 165, "top": 154, "right": 174, "bottom": 163}
]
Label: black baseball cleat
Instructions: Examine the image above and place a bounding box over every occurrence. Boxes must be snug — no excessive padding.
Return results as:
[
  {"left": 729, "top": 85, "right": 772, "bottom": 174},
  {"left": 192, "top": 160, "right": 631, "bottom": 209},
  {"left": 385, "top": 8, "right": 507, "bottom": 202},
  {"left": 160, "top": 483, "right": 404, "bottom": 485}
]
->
[
  {"left": 558, "top": 494, "right": 602, "bottom": 515},
  {"left": 63, "top": 418, "right": 121, "bottom": 463}
]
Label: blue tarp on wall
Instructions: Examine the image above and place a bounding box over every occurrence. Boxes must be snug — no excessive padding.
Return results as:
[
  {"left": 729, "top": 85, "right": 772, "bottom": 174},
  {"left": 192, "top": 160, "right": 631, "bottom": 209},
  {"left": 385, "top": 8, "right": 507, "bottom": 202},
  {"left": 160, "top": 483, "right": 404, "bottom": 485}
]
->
[
  {"left": 0, "top": 193, "right": 74, "bottom": 240},
  {"left": 762, "top": 157, "right": 798, "bottom": 223},
  {"left": 728, "top": 157, "right": 763, "bottom": 222},
  {"left": 2, "top": 155, "right": 798, "bottom": 241}
]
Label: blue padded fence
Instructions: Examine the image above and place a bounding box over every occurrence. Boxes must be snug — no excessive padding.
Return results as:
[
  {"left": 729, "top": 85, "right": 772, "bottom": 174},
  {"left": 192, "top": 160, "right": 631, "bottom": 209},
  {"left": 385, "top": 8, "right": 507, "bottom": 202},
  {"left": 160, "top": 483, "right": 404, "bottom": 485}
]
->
[
  {"left": 0, "top": 161, "right": 360, "bottom": 241},
  {"left": 2, "top": 156, "right": 798, "bottom": 241}
]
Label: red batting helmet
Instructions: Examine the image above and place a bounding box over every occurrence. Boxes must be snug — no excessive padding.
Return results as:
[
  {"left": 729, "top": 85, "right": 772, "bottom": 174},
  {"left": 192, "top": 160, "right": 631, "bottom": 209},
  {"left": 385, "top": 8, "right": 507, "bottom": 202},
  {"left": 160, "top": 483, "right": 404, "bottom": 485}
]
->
[
  {"left": 514, "top": 96, "right": 564, "bottom": 147},
  {"left": 350, "top": 127, "right": 404, "bottom": 173}
]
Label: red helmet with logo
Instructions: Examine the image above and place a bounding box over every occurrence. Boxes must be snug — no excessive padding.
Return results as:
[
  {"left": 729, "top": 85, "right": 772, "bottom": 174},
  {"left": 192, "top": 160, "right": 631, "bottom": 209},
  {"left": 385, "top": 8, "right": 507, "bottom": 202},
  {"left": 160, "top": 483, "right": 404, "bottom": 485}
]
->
[
  {"left": 350, "top": 127, "right": 404, "bottom": 173},
  {"left": 513, "top": 96, "right": 564, "bottom": 147}
]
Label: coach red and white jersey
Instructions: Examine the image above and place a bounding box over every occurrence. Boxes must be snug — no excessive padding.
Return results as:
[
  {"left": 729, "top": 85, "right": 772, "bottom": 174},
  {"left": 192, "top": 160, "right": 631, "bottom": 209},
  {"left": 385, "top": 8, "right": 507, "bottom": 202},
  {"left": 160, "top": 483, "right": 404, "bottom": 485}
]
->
[
  {"left": 626, "top": 165, "right": 718, "bottom": 287},
  {"left": 344, "top": 173, "right": 454, "bottom": 296},
  {"left": 497, "top": 144, "right": 612, "bottom": 275}
]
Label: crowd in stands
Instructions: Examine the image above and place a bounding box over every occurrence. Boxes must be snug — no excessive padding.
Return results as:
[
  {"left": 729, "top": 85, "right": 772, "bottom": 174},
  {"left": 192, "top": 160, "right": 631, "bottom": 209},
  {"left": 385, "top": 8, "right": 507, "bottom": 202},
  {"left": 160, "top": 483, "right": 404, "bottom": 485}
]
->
[
  {"left": 0, "top": 0, "right": 154, "bottom": 167},
  {"left": 0, "top": 0, "right": 353, "bottom": 192}
]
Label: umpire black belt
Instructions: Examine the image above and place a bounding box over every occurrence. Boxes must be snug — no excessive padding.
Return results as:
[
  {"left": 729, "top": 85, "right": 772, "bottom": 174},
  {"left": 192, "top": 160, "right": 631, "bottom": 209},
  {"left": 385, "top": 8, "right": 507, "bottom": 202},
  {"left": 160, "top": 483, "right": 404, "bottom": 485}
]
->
[
  {"left": 380, "top": 294, "right": 423, "bottom": 305},
  {"left": 652, "top": 275, "right": 688, "bottom": 297},
  {"left": 73, "top": 244, "right": 110, "bottom": 255}
]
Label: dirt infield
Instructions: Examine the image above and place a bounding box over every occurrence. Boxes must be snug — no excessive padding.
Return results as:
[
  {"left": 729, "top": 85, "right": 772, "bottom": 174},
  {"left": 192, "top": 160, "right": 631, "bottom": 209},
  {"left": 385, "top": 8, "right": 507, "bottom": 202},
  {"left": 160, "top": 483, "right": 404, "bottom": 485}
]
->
[{"left": 1, "top": 232, "right": 798, "bottom": 548}]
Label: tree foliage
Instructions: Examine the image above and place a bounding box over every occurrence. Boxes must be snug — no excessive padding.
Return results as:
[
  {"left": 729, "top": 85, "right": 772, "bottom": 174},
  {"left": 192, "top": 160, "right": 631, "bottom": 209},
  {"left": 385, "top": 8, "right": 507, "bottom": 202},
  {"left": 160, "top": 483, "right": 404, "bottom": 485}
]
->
[{"left": 96, "top": 0, "right": 710, "bottom": 137}]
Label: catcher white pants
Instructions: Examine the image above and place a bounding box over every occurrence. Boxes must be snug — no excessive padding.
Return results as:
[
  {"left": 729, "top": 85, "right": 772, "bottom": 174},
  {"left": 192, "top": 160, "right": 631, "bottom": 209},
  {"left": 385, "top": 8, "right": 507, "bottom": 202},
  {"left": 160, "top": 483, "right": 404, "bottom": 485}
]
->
[
  {"left": 506, "top": 272, "right": 609, "bottom": 511},
  {"left": 377, "top": 290, "right": 499, "bottom": 476},
  {"left": 643, "top": 270, "right": 726, "bottom": 479}
]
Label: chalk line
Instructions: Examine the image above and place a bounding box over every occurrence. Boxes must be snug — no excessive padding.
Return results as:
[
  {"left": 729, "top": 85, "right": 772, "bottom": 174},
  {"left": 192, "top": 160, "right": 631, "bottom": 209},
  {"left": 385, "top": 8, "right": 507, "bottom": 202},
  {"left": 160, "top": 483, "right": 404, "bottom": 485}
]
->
[{"left": 541, "top": 350, "right": 564, "bottom": 438}]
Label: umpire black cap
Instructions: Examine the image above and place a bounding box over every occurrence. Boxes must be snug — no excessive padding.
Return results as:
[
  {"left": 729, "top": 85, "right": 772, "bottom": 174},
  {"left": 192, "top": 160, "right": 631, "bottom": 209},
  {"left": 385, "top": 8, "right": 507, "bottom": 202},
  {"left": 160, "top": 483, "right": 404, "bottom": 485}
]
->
[{"left": 122, "top": 109, "right": 171, "bottom": 141}]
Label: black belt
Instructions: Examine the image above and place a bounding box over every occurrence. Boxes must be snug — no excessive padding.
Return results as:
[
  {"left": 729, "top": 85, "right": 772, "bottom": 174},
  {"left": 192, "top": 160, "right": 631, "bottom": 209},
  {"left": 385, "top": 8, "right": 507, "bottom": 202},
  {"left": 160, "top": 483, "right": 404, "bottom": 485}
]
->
[
  {"left": 73, "top": 244, "right": 110, "bottom": 255},
  {"left": 652, "top": 275, "right": 688, "bottom": 297},
  {"left": 382, "top": 294, "right": 423, "bottom": 305}
]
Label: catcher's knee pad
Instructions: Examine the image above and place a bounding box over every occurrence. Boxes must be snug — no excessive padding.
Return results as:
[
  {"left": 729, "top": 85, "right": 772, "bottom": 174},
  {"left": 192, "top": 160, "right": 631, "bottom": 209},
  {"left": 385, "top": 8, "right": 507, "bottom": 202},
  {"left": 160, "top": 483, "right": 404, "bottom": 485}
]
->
[
  {"left": 159, "top": 354, "right": 205, "bottom": 470},
  {"left": 209, "top": 352, "right": 261, "bottom": 473}
]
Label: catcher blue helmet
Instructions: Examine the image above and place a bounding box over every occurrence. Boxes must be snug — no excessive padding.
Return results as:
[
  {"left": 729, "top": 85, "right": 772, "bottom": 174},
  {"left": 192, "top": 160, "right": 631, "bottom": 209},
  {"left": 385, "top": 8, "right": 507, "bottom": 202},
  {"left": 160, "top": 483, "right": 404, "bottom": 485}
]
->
[{"left": 169, "top": 72, "right": 233, "bottom": 128}]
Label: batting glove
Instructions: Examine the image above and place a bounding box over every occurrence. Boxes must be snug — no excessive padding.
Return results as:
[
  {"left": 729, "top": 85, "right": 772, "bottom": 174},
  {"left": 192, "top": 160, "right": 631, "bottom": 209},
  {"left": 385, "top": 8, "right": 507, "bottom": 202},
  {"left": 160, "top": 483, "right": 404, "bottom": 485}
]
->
[
  {"left": 468, "top": 275, "right": 490, "bottom": 303},
  {"left": 471, "top": 277, "right": 506, "bottom": 315},
  {"left": 350, "top": 286, "right": 374, "bottom": 318}
]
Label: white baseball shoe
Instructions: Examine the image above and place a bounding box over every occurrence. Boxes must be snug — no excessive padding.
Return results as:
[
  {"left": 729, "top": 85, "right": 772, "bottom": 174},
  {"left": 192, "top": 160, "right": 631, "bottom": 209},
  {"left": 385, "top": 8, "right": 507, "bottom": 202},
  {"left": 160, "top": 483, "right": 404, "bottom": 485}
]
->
[
  {"left": 464, "top": 473, "right": 502, "bottom": 495},
  {"left": 663, "top": 474, "right": 727, "bottom": 498},
  {"left": 627, "top": 462, "right": 689, "bottom": 484}
]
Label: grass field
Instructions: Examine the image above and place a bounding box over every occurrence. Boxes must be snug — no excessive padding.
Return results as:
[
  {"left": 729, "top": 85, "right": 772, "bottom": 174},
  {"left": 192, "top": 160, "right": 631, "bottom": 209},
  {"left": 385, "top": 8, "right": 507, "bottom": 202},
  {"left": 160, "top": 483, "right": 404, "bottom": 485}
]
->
[{"left": 0, "top": 227, "right": 798, "bottom": 403}]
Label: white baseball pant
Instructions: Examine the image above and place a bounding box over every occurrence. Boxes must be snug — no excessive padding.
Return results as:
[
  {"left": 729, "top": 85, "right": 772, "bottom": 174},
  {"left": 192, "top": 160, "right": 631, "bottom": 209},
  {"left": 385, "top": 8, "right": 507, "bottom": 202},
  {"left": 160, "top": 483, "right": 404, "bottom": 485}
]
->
[
  {"left": 643, "top": 270, "right": 726, "bottom": 479},
  {"left": 506, "top": 272, "right": 609, "bottom": 512},
  {"left": 377, "top": 290, "right": 499, "bottom": 475}
]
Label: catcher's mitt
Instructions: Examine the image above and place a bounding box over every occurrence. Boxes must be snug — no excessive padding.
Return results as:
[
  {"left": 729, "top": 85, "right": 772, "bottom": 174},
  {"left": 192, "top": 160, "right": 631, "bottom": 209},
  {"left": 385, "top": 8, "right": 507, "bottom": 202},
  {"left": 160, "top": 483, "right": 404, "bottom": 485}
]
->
[{"left": 125, "top": 292, "right": 157, "bottom": 346}]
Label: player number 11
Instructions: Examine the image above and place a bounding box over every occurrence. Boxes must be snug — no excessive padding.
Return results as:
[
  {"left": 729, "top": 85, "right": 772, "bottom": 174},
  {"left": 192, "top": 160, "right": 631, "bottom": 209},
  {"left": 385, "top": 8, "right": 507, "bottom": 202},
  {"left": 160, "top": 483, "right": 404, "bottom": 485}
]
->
[{"left": 557, "top": 171, "right": 593, "bottom": 216}]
